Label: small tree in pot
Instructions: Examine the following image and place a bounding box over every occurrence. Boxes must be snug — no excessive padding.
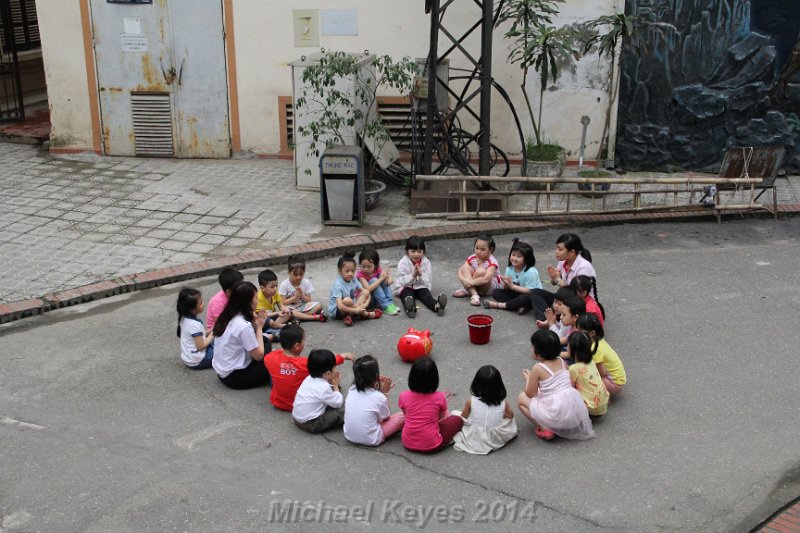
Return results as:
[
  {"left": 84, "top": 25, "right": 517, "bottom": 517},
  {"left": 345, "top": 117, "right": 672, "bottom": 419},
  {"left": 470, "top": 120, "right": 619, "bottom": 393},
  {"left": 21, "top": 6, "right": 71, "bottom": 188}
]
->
[{"left": 496, "top": 0, "right": 579, "bottom": 179}]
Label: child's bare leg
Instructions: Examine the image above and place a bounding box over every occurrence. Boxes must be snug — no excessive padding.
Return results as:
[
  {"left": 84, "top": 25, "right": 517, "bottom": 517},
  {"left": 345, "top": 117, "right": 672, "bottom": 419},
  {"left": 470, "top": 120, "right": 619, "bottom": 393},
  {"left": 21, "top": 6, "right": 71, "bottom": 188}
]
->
[
  {"left": 272, "top": 313, "right": 291, "bottom": 328},
  {"left": 356, "top": 290, "right": 371, "bottom": 309},
  {"left": 456, "top": 264, "right": 475, "bottom": 293},
  {"left": 471, "top": 269, "right": 492, "bottom": 295},
  {"left": 517, "top": 392, "right": 537, "bottom": 424},
  {"left": 290, "top": 303, "right": 323, "bottom": 321}
]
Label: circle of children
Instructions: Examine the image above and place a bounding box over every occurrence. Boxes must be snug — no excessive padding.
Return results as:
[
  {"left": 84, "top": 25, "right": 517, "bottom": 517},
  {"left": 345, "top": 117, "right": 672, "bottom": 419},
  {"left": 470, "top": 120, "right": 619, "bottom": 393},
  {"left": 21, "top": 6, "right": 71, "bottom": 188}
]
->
[{"left": 176, "top": 232, "right": 626, "bottom": 454}]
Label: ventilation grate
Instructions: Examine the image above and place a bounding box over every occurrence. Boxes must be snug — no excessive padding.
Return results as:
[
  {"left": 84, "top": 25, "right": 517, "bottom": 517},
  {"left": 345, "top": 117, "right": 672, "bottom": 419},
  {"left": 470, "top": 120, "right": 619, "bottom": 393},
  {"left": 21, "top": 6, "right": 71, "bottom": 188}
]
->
[{"left": 131, "top": 92, "right": 174, "bottom": 156}]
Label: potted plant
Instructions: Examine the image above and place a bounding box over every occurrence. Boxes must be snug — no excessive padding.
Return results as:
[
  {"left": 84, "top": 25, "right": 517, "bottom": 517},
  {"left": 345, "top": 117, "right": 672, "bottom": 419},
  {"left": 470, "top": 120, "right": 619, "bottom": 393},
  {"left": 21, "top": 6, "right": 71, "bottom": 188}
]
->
[
  {"left": 496, "top": 0, "right": 578, "bottom": 181},
  {"left": 295, "top": 51, "right": 418, "bottom": 210}
]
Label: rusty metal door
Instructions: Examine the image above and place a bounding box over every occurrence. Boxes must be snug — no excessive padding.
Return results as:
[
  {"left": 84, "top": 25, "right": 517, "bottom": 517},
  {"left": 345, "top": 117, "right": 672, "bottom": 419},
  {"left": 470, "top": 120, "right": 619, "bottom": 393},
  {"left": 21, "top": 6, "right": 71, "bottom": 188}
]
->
[{"left": 90, "top": 0, "right": 230, "bottom": 157}]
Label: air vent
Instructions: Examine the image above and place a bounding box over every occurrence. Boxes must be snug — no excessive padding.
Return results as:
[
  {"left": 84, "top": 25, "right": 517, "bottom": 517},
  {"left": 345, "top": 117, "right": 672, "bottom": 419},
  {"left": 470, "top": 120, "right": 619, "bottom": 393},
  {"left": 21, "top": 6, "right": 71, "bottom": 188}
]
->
[{"left": 131, "top": 92, "right": 174, "bottom": 156}]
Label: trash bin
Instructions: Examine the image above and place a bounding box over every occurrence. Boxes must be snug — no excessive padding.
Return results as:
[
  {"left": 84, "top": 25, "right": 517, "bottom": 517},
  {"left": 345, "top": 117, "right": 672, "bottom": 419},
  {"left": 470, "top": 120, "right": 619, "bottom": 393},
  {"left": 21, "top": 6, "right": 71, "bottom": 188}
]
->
[{"left": 320, "top": 146, "right": 364, "bottom": 226}]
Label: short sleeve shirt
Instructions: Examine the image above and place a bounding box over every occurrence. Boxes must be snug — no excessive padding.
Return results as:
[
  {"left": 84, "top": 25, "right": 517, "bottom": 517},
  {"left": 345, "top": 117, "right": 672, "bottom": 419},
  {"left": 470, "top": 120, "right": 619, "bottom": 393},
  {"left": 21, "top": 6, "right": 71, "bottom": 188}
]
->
[
  {"left": 504, "top": 265, "right": 542, "bottom": 290},
  {"left": 212, "top": 314, "right": 259, "bottom": 378},
  {"left": 279, "top": 278, "right": 314, "bottom": 300},
  {"left": 257, "top": 291, "right": 282, "bottom": 313},
  {"left": 344, "top": 386, "right": 391, "bottom": 446},
  {"left": 467, "top": 254, "right": 502, "bottom": 286},
  {"left": 328, "top": 275, "right": 360, "bottom": 316},
  {"left": 179, "top": 315, "right": 206, "bottom": 367},
  {"left": 592, "top": 339, "right": 626, "bottom": 385},
  {"left": 398, "top": 390, "right": 448, "bottom": 452}
]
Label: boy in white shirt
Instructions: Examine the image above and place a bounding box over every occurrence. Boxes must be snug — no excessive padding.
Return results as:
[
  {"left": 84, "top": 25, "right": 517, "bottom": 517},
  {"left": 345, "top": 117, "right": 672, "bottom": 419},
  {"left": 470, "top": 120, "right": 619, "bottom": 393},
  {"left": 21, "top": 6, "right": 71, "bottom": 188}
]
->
[{"left": 292, "top": 349, "right": 345, "bottom": 433}]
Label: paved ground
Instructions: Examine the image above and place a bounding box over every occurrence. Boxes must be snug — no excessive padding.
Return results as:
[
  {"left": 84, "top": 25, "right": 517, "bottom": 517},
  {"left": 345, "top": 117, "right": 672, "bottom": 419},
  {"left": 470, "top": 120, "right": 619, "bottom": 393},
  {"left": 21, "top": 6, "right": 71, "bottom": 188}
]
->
[
  {"left": 1, "top": 141, "right": 799, "bottom": 306},
  {"left": 2, "top": 219, "right": 800, "bottom": 532}
]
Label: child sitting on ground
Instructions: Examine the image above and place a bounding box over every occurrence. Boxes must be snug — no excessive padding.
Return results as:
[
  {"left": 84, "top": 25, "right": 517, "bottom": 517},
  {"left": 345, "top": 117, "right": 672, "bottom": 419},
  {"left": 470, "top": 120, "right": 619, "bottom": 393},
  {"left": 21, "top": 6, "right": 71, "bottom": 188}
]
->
[
  {"left": 292, "top": 350, "right": 346, "bottom": 433},
  {"left": 453, "top": 232, "right": 503, "bottom": 307},
  {"left": 358, "top": 249, "right": 400, "bottom": 316},
  {"left": 257, "top": 269, "right": 293, "bottom": 341},
  {"left": 279, "top": 257, "right": 326, "bottom": 322},
  {"left": 452, "top": 365, "right": 518, "bottom": 455},
  {"left": 176, "top": 287, "right": 214, "bottom": 369},
  {"left": 577, "top": 313, "right": 626, "bottom": 397},
  {"left": 343, "top": 355, "right": 405, "bottom": 446},
  {"left": 483, "top": 238, "right": 542, "bottom": 315},
  {"left": 517, "top": 330, "right": 595, "bottom": 441},
  {"left": 394, "top": 235, "right": 447, "bottom": 318},
  {"left": 206, "top": 268, "right": 244, "bottom": 331},
  {"left": 328, "top": 252, "right": 381, "bottom": 326},
  {"left": 399, "top": 358, "right": 463, "bottom": 453},
  {"left": 571, "top": 275, "right": 605, "bottom": 327},
  {"left": 264, "top": 324, "right": 354, "bottom": 411},
  {"left": 536, "top": 287, "right": 578, "bottom": 339},
  {"left": 568, "top": 331, "right": 609, "bottom": 416}
]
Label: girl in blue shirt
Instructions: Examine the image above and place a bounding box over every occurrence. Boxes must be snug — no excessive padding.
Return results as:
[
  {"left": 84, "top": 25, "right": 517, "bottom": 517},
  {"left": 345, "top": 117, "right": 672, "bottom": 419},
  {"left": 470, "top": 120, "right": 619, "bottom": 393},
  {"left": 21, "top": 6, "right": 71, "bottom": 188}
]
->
[{"left": 483, "top": 238, "right": 541, "bottom": 315}]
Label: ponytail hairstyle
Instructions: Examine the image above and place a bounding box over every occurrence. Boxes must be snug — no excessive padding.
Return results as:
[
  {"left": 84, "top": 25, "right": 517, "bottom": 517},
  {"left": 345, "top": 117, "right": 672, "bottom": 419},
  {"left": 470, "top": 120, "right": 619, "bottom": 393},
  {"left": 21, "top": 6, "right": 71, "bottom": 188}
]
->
[
  {"left": 571, "top": 275, "right": 605, "bottom": 319},
  {"left": 352, "top": 355, "right": 380, "bottom": 392},
  {"left": 337, "top": 251, "right": 357, "bottom": 271},
  {"left": 213, "top": 281, "right": 257, "bottom": 336},
  {"left": 568, "top": 331, "right": 593, "bottom": 364},
  {"left": 475, "top": 232, "right": 496, "bottom": 253},
  {"left": 556, "top": 233, "right": 592, "bottom": 263},
  {"left": 576, "top": 313, "right": 604, "bottom": 355},
  {"left": 508, "top": 238, "right": 536, "bottom": 271},
  {"left": 176, "top": 287, "right": 202, "bottom": 337}
]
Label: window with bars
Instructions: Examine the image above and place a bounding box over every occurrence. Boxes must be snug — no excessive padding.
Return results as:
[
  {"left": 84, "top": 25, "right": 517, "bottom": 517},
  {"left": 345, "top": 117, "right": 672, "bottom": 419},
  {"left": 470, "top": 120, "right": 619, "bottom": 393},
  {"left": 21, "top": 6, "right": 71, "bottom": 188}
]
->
[{"left": 0, "top": 0, "right": 40, "bottom": 52}]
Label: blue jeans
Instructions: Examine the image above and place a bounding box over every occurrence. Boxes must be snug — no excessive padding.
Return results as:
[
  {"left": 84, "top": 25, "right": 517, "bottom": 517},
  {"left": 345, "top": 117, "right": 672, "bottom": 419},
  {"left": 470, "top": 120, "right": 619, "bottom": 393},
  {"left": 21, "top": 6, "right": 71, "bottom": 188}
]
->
[
  {"left": 366, "top": 278, "right": 394, "bottom": 309},
  {"left": 190, "top": 342, "right": 214, "bottom": 370}
]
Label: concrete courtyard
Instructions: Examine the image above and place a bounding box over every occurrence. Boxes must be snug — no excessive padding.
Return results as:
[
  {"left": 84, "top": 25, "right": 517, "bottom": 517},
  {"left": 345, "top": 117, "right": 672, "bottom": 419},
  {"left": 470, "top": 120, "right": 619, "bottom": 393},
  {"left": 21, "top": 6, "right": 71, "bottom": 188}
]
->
[{"left": 2, "top": 219, "right": 799, "bottom": 531}]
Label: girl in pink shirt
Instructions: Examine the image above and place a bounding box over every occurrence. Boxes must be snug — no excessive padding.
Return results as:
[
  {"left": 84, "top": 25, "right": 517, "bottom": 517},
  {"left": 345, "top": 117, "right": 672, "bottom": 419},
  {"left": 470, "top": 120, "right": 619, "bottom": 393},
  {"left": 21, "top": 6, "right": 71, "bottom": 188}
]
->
[
  {"left": 398, "top": 358, "right": 463, "bottom": 453},
  {"left": 454, "top": 232, "right": 503, "bottom": 307},
  {"left": 571, "top": 275, "right": 605, "bottom": 327}
]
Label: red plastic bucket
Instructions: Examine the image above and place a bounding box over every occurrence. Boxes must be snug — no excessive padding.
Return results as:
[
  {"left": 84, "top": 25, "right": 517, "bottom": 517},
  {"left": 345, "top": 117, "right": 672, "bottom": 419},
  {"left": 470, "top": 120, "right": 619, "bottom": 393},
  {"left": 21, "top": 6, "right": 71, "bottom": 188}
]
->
[{"left": 467, "top": 314, "right": 494, "bottom": 345}]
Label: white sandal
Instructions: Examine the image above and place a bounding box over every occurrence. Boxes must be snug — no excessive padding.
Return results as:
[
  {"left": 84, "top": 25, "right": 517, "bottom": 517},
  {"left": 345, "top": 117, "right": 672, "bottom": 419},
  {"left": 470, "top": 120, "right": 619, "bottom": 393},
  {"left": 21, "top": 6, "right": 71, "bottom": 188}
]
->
[{"left": 470, "top": 294, "right": 481, "bottom": 306}]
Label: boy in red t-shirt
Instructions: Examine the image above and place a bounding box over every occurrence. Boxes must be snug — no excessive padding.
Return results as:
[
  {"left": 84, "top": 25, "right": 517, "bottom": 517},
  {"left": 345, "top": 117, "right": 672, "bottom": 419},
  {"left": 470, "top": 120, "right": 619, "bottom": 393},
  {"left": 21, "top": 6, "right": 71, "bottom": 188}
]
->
[{"left": 264, "top": 324, "right": 355, "bottom": 411}]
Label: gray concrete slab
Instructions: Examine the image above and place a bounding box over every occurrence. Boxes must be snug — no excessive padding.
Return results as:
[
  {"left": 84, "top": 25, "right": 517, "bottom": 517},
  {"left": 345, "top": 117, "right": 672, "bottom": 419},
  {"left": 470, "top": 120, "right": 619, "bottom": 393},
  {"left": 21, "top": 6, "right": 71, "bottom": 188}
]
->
[{"left": 2, "top": 219, "right": 799, "bottom": 531}]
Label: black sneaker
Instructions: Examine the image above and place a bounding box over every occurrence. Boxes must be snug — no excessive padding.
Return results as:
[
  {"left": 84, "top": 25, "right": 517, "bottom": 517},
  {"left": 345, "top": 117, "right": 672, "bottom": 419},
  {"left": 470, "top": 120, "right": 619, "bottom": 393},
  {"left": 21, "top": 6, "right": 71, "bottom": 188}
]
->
[
  {"left": 403, "top": 296, "right": 417, "bottom": 318},
  {"left": 436, "top": 293, "right": 447, "bottom": 316}
]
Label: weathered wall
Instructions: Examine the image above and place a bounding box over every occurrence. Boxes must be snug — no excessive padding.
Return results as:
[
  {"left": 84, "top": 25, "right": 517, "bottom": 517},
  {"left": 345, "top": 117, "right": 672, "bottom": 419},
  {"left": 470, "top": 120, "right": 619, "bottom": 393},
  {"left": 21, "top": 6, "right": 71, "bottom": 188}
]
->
[
  {"left": 38, "top": 0, "right": 621, "bottom": 160},
  {"left": 36, "top": 0, "right": 95, "bottom": 149},
  {"left": 616, "top": 0, "right": 800, "bottom": 172}
]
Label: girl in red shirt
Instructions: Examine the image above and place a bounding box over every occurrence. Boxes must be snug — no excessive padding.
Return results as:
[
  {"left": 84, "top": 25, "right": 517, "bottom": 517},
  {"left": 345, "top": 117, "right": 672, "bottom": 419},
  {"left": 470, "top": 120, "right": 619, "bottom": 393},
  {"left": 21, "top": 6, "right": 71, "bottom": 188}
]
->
[{"left": 570, "top": 275, "right": 605, "bottom": 327}]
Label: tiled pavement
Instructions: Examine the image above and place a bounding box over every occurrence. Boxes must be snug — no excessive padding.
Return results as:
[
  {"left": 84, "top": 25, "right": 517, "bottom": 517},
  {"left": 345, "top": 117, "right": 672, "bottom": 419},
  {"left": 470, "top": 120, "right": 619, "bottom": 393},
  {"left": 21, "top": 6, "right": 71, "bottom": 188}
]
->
[{"left": 0, "top": 141, "right": 798, "bottom": 312}]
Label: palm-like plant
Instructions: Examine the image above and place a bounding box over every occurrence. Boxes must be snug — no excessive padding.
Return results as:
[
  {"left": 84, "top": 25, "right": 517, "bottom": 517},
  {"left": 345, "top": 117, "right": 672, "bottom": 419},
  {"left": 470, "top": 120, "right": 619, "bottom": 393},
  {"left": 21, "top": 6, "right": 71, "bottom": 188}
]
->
[
  {"left": 496, "top": 0, "right": 579, "bottom": 154},
  {"left": 583, "top": 13, "right": 649, "bottom": 164}
]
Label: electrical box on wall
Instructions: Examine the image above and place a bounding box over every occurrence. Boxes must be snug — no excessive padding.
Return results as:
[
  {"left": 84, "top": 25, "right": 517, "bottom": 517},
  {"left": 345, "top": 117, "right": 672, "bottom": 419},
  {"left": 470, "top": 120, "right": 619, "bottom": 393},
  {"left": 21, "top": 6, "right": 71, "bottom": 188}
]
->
[
  {"left": 413, "top": 58, "right": 449, "bottom": 112},
  {"left": 290, "top": 52, "right": 375, "bottom": 190}
]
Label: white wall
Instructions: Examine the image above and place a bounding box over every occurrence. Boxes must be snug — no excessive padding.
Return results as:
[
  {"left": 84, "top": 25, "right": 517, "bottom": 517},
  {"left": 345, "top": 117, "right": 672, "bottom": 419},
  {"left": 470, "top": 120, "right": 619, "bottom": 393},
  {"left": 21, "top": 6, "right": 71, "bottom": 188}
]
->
[
  {"left": 232, "top": 0, "right": 619, "bottom": 159},
  {"left": 36, "top": 0, "right": 95, "bottom": 150},
  {"left": 37, "top": 0, "right": 619, "bottom": 158}
]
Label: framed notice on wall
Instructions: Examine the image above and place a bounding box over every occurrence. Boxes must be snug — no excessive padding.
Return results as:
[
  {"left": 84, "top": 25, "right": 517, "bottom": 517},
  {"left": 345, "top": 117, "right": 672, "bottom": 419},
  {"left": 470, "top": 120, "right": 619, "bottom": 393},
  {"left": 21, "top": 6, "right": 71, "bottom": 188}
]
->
[{"left": 107, "top": 0, "right": 152, "bottom": 4}]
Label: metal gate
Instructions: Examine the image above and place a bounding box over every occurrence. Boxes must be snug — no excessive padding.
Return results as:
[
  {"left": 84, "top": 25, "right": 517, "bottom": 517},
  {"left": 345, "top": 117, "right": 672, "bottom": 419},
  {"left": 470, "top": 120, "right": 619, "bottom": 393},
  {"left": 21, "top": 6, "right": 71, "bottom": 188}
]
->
[
  {"left": 90, "top": 0, "right": 231, "bottom": 157},
  {"left": 0, "top": 0, "right": 24, "bottom": 123}
]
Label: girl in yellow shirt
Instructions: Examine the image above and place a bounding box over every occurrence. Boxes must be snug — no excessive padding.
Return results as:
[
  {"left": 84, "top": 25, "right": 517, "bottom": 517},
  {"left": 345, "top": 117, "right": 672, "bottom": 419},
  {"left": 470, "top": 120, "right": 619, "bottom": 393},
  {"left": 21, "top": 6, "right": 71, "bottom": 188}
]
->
[
  {"left": 568, "top": 331, "right": 609, "bottom": 416},
  {"left": 577, "top": 314, "right": 627, "bottom": 396}
]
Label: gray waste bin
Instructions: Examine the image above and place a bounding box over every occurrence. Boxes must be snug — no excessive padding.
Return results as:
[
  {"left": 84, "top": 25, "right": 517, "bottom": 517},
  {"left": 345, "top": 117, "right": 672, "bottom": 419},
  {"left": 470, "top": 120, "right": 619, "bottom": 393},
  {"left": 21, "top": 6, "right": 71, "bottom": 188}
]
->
[{"left": 319, "top": 146, "right": 364, "bottom": 226}]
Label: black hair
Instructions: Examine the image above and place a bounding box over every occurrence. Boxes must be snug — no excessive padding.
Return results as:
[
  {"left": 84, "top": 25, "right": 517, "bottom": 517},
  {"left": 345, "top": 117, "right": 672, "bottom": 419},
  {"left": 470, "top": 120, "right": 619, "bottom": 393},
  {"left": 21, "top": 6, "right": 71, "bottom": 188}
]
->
[
  {"left": 353, "top": 355, "right": 380, "bottom": 392},
  {"left": 568, "top": 331, "right": 593, "bottom": 364},
  {"left": 358, "top": 249, "right": 380, "bottom": 267},
  {"left": 218, "top": 268, "right": 244, "bottom": 292},
  {"left": 576, "top": 313, "right": 605, "bottom": 355},
  {"left": 531, "top": 330, "right": 561, "bottom": 360},
  {"left": 469, "top": 365, "right": 507, "bottom": 406},
  {"left": 475, "top": 232, "right": 496, "bottom": 253},
  {"left": 562, "top": 296, "right": 587, "bottom": 317},
  {"left": 408, "top": 357, "right": 439, "bottom": 394},
  {"left": 405, "top": 235, "right": 426, "bottom": 253},
  {"left": 571, "top": 275, "right": 604, "bottom": 319},
  {"left": 213, "top": 281, "right": 257, "bottom": 336},
  {"left": 507, "top": 238, "right": 536, "bottom": 270},
  {"left": 257, "top": 269, "right": 278, "bottom": 286},
  {"left": 556, "top": 233, "right": 592, "bottom": 263},
  {"left": 307, "top": 349, "right": 337, "bottom": 378},
  {"left": 176, "top": 287, "right": 201, "bottom": 337},
  {"left": 279, "top": 323, "right": 305, "bottom": 350},
  {"left": 337, "top": 252, "right": 357, "bottom": 270},
  {"left": 553, "top": 286, "right": 576, "bottom": 303},
  {"left": 288, "top": 256, "right": 306, "bottom": 273}
]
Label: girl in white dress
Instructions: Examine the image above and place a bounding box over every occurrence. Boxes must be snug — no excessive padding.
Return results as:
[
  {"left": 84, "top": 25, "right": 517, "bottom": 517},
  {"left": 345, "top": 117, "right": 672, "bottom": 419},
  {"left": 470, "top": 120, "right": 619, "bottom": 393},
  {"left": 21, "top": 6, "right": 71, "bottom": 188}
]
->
[
  {"left": 453, "top": 365, "right": 518, "bottom": 454},
  {"left": 518, "top": 330, "right": 595, "bottom": 441}
]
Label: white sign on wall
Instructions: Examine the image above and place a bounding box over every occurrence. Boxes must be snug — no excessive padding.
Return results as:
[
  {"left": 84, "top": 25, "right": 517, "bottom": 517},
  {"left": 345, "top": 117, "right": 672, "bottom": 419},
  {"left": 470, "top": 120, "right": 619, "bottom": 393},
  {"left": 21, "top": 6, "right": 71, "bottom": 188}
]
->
[
  {"left": 321, "top": 9, "right": 358, "bottom": 36},
  {"left": 121, "top": 33, "right": 148, "bottom": 53}
]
